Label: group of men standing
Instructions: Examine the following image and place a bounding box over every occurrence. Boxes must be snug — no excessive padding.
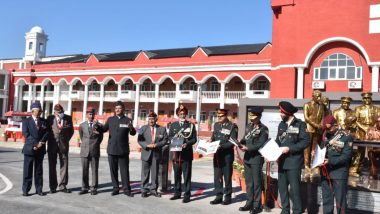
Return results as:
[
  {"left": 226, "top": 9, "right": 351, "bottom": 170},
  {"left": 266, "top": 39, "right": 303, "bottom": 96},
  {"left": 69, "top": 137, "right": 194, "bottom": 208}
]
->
[{"left": 22, "top": 96, "right": 355, "bottom": 214}]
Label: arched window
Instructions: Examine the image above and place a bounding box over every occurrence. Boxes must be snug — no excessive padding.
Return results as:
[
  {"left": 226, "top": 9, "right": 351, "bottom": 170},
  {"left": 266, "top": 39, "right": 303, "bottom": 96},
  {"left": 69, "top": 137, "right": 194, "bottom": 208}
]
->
[{"left": 313, "top": 53, "right": 362, "bottom": 80}]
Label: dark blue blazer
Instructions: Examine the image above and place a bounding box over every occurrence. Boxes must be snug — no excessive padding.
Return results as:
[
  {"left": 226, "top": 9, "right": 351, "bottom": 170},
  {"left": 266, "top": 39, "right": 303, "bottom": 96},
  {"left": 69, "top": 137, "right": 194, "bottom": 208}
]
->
[{"left": 22, "top": 117, "right": 48, "bottom": 156}]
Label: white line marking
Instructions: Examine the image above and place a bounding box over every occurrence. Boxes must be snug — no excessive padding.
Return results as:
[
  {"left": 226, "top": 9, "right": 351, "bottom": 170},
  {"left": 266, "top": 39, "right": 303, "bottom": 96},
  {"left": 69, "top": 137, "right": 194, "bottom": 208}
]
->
[{"left": 0, "top": 173, "right": 13, "bottom": 194}]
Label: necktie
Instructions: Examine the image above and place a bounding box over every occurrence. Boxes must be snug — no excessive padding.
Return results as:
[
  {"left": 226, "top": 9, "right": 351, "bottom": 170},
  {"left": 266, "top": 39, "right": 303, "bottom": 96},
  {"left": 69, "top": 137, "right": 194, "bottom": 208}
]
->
[
  {"left": 151, "top": 126, "right": 155, "bottom": 143},
  {"left": 89, "top": 122, "right": 93, "bottom": 129},
  {"left": 35, "top": 118, "right": 39, "bottom": 130}
]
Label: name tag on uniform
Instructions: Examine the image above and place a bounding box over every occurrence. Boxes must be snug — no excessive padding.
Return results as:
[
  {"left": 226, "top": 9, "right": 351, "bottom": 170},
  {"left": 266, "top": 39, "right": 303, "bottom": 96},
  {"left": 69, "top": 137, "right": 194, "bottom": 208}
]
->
[
  {"left": 287, "top": 126, "right": 299, "bottom": 134},
  {"left": 221, "top": 128, "right": 231, "bottom": 135},
  {"left": 120, "top": 124, "right": 128, "bottom": 128}
]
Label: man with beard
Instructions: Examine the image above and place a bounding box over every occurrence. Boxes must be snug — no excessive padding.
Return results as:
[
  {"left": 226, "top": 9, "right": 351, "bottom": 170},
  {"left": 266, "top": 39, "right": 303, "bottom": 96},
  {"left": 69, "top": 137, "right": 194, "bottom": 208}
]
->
[
  {"left": 320, "top": 115, "right": 352, "bottom": 214},
  {"left": 276, "top": 101, "right": 310, "bottom": 214},
  {"left": 168, "top": 105, "right": 197, "bottom": 203}
]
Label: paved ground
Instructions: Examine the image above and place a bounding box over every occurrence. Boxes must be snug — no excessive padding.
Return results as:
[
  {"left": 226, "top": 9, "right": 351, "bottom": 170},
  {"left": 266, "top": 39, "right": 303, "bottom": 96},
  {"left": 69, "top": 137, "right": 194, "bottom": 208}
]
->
[{"left": 0, "top": 142, "right": 283, "bottom": 214}]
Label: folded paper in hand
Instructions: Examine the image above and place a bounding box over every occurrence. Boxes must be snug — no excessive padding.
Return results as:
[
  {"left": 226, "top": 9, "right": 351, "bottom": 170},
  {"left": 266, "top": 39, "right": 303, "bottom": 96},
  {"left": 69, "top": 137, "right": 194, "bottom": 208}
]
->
[
  {"left": 170, "top": 137, "right": 184, "bottom": 152},
  {"left": 258, "top": 139, "right": 282, "bottom": 162},
  {"left": 311, "top": 144, "right": 326, "bottom": 169},
  {"left": 195, "top": 139, "right": 220, "bottom": 156}
]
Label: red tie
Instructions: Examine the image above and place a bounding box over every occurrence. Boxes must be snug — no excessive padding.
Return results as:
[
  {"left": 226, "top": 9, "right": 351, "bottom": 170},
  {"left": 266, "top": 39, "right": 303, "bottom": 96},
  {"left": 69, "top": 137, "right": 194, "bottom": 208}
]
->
[{"left": 151, "top": 126, "right": 155, "bottom": 143}]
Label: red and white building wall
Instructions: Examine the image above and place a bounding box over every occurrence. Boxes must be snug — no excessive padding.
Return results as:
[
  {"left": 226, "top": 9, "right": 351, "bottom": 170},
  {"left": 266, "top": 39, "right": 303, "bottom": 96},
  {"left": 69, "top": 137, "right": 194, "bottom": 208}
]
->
[{"left": 1, "top": 0, "right": 380, "bottom": 129}]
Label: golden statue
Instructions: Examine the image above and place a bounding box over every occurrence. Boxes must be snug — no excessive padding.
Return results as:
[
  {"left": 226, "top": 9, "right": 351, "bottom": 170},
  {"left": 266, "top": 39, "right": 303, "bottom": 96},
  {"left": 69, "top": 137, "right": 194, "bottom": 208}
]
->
[
  {"left": 303, "top": 90, "right": 324, "bottom": 178},
  {"left": 365, "top": 115, "right": 380, "bottom": 179},
  {"left": 333, "top": 97, "right": 354, "bottom": 130},
  {"left": 350, "top": 92, "right": 380, "bottom": 177}
]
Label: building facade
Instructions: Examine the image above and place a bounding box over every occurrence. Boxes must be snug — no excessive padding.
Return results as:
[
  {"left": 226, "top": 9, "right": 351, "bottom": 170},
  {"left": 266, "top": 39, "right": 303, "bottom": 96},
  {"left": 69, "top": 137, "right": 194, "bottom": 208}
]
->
[{"left": 1, "top": 0, "right": 380, "bottom": 129}]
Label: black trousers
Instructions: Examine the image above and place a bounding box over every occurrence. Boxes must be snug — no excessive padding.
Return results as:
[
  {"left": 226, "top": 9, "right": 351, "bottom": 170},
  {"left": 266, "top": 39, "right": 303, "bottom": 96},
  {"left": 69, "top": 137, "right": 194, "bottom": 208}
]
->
[
  {"left": 244, "top": 162, "right": 263, "bottom": 208},
  {"left": 321, "top": 177, "right": 347, "bottom": 214},
  {"left": 81, "top": 155, "right": 99, "bottom": 190},
  {"left": 23, "top": 154, "right": 44, "bottom": 194},
  {"left": 108, "top": 154, "right": 131, "bottom": 192},
  {"left": 213, "top": 158, "right": 233, "bottom": 200},
  {"left": 173, "top": 160, "right": 192, "bottom": 197},
  {"left": 48, "top": 150, "right": 69, "bottom": 190},
  {"left": 278, "top": 168, "right": 302, "bottom": 214},
  {"left": 141, "top": 154, "right": 160, "bottom": 192}
]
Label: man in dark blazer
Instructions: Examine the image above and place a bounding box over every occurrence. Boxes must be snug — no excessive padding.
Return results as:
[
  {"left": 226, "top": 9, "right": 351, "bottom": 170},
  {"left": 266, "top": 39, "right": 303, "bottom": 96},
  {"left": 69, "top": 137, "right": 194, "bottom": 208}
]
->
[
  {"left": 78, "top": 107, "right": 103, "bottom": 195},
  {"left": 320, "top": 115, "right": 352, "bottom": 214},
  {"left": 47, "top": 104, "right": 74, "bottom": 193},
  {"left": 22, "top": 101, "right": 48, "bottom": 196},
  {"left": 168, "top": 105, "right": 197, "bottom": 203},
  {"left": 275, "top": 101, "right": 310, "bottom": 214},
  {"left": 210, "top": 109, "right": 238, "bottom": 205},
  {"left": 98, "top": 101, "right": 136, "bottom": 196},
  {"left": 138, "top": 111, "right": 168, "bottom": 198},
  {"left": 239, "top": 106, "right": 268, "bottom": 214}
]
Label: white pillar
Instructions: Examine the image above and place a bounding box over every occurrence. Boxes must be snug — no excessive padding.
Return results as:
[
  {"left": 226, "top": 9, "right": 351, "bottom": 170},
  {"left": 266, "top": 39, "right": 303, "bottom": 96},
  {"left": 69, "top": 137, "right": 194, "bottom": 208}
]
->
[
  {"left": 82, "top": 84, "right": 89, "bottom": 122},
  {"left": 99, "top": 84, "right": 105, "bottom": 115},
  {"left": 154, "top": 83, "right": 159, "bottom": 114},
  {"left": 32, "top": 84, "right": 37, "bottom": 102},
  {"left": 372, "top": 65, "right": 379, "bottom": 92},
  {"left": 220, "top": 82, "right": 225, "bottom": 109},
  {"left": 53, "top": 84, "right": 61, "bottom": 107},
  {"left": 297, "top": 67, "right": 304, "bottom": 99},
  {"left": 67, "top": 85, "right": 73, "bottom": 115},
  {"left": 13, "top": 85, "right": 19, "bottom": 111},
  {"left": 117, "top": 84, "right": 122, "bottom": 99},
  {"left": 133, "top": 84, "right": 140, "bottom": 127},
  {"left": 27, "top": 85, "right": 32, "bottom": 111},
  {"left": 195, "top": 84, "right": 201, "bottom": 131},
  {"left": 40, "top": 85, "right": 45, "bottom": 110},
  {"left": 174, "top": 83, "right": 180, "bottom": 118}
]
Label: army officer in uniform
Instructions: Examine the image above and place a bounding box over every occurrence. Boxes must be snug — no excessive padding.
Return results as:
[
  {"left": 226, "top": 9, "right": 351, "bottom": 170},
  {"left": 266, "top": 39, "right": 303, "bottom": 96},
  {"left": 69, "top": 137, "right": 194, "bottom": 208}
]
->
[
  {"left": 168, "top": 105, "right": 197, "bottom": 203},
  {"left": 239, "top": 106, "right": 268, "bottom": 214},
  {"left": 210, "top": 109, "right": 238, "bottom": 206},
  {"left": 276, "top": 101, "right": 310, "bottom": 214}
]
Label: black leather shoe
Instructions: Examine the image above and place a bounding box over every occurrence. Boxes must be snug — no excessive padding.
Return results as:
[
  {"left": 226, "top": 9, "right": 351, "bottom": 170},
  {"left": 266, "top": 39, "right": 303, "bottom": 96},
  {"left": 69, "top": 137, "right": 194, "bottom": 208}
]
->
[
  {"left": 150, "top": 191, "right": 161, "bottom": 197},
  {"left": 182, "top": 197, "right": 191, "bottom": 203},
  {"left": 210, "top": 198, "right": 223, "bottom": 205},
  {"left": 78, "top": 190, "right": 88, "bottom": 195},
  {"left": 111, "top": 189, "right": 119, "bottom": 196},
  {"left": 90, "top": 190, "right": 97, "bottom": 195},
  {"left": 170, "top": 195, "right": 181, "bottom": 200},
  {"left": 124, "top": 191, "right": 134, "bottom": 197},
  {"left": 250, "top": 207, "right": 263, "bottom": 214},
  {"left": 49, "top": 189, "right": 57, "bottom": 194},
  {"left": 61, "top": 188, "right": 71, "bottom": 193},
  {"left": 239, "top": 204, "right": 252, "bottom": 211},
  {"left": 222, "top": 199, "right": 232, "bottom": 205},
  {"left": 22, "top": 192, "right": 30, "bottom": 197},
  {"left": 37, "top": 192, "right": 46, "bottom": 196},
  {"left": 141, "top": 192, "right": 148, "bottom": 198}
]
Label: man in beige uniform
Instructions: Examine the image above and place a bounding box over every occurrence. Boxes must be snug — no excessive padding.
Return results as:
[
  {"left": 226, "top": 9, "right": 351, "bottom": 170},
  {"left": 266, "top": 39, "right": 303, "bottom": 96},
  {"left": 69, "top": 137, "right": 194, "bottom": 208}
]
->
[{"left": 303, "top": 90, "right": 324, "bottom": 178}]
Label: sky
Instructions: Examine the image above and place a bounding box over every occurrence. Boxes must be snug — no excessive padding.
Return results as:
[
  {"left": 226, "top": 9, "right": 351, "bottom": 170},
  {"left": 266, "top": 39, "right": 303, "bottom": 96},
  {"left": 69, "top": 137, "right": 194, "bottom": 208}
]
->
[{"left": 0, "top": 0, "right": 273, "bottom": 59}]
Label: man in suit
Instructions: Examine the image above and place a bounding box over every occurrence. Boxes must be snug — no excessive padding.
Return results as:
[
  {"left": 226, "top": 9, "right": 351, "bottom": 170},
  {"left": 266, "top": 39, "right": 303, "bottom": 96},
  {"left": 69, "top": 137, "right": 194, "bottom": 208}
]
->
[
  {"left": 168, "top": 105, "right": 197, "bottom": 203},
  {"left": 239, "top": 106, "right": 268, "bottom": 214},
  {"left": 98, "top": 101, "right": 136, "bottom": 196},
  {"left": 47, "top": 104, "right": 74, "bottom": 193},
  {"left": 320, "top": 115, "right": 352, "bottom": 214},
  {"left": 78, "top": 107, "right": 103, "bottom": 195},
  {"left": 138, "top": 111, "right": 168, "bottom": 198},
  {"left": 22, "top": 101, "right": 48, "bottom": 196},
  {"left": 276, "top": 101, "right": 310, "bottom": 214},
  {"left": 210, "top": 109, "right": 238, "bottom": 205}
]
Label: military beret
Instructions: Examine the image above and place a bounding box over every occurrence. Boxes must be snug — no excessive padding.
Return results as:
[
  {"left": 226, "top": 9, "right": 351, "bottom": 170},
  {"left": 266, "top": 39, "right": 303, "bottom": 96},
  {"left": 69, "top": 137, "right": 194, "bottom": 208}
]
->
[
  {"left": 216, "top": 108, "right": 229, "bottom": 117},
  {"left": 148, "top": 111, "right": 157, "bottom": 118},
  {"left": 54, "top": 104, "right": 64, "bottom": 112},
  {"left": 86, "top": 107, "right": 95, "bottom": 113},
  {"left": 31, "top": 101, "right": 42, "bottom": 110},
  {"left": 176, "top": 104, "right": 188, "bottom": 115},
  {"left": 279, "top": 101, "right": 298, "bottom": 115},
  {"left": 247, "top": 106, "right": 263, "bottom": 120}
]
